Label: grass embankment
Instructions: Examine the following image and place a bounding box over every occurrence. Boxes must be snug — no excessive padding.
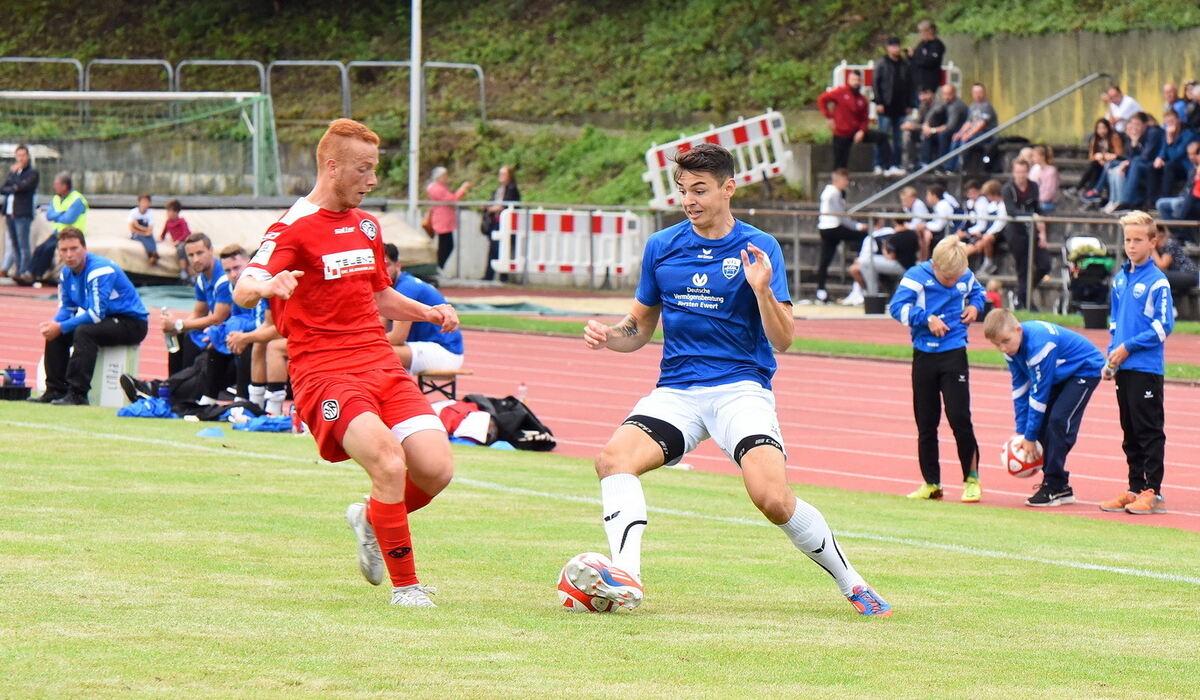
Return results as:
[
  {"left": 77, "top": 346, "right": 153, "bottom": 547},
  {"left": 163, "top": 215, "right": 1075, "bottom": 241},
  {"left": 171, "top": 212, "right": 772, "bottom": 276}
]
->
[
  {"left": 457, "top": 312, "right": 1200, "bottom": 381},
  {"left": 2, "top": 403, "right": 1198, "bottom": 697}
]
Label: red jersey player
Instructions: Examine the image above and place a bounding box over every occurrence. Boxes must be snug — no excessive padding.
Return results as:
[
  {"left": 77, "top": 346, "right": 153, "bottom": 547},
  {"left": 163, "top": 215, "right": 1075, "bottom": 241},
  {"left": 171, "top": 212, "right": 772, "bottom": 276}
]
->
[{"left": 234, "top": 119, "right": 458, "bottom": 607}]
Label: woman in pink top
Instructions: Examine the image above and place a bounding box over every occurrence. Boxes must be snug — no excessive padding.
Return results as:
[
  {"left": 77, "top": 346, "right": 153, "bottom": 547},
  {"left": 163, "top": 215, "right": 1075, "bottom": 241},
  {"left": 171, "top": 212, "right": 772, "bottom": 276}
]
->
[
  {"left": 426, "top": 166, "right": 472, "bottom": 270},
  {"left": 1029, "top": 145, "right": 1059, "bottom": 213}
]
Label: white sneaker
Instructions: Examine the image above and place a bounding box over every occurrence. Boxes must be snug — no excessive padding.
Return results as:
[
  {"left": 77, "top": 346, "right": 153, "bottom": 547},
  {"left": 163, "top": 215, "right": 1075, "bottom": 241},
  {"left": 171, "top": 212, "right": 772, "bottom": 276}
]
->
[
  {"left": 390, "top": 583, "right": 437, "bottom": 607},
  {"left": 840, "top": 291, "right": 865, "bottom": 306},
  {"left": 885, "top": 166, "right": 907, "bottom": 177},
  {"left": 345, "top": 501, "right": 385, "bottom": 586},
  {"left": 1101, "top": 201, "right": 1121, "bottom": 214},
  {"left": 980, "top": 257, "right": 997, "bottom": 274},
  {"left": 872, "top": 166, "right": 884, "bottom": 175}
]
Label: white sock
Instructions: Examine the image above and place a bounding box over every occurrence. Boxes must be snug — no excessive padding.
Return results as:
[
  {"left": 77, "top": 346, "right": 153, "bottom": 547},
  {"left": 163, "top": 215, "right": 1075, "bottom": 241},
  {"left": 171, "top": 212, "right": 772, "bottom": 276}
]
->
[
  {"left": 248, "top": 384, "right": 266, "bottom": 408},
  {"left": 777, "top": 497, "right": 865, "bottom": 596},
  {"left": 265, "top": 389, "right": 286, "bottom": 416},
  {"left": 600, "top": 473, "right": 647, "bottom": 581},
  {"left": 850, "top": 282, "right": 863, "bottom": 296}
]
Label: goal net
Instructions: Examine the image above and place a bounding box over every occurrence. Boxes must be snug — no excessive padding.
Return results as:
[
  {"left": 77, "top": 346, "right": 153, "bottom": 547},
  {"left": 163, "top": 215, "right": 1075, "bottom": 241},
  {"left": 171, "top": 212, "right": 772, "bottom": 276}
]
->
[{"left": 0, "top": 91, "right": 281, "bottom": 197}]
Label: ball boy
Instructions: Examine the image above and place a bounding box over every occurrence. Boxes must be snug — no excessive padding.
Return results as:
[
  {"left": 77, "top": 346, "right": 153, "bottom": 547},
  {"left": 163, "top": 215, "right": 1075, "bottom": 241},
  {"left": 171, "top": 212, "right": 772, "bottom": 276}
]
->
[
  {"left": 1098, "top": 211, "right": 1174, "bottom": 515},
  {"left": 888, "top": 236, "right": 986, "bottom": 502},
  {"left": 983, "top": 310, "right": 1104, "bottom": 507}
]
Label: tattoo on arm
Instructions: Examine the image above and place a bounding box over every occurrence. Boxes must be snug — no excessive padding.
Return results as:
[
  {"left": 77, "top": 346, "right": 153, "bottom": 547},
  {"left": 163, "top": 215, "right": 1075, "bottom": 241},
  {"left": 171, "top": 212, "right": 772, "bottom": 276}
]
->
[{"left": 613, "top": 315, "right": 639, "bottom": 337}]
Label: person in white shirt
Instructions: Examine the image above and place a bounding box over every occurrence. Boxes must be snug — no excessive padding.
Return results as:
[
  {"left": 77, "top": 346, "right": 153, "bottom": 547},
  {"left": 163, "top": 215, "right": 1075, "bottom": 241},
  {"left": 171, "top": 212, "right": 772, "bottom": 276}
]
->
[
  {"left": 1105, "top": 85, "right": 1143, "bottom": 133},
  {"left": 964, "top": 179, "right": 1007, "bottom": 272},
  {"left": 127, "top": 193, "right": 157, "bottom": 265},
  {"left": 812, "top": 169, "right": 867, "bottom": 303},
  {"left": 916, "top": 184, "right": 961, "bottom": 260},
  {"left": 843, "top": 186, "right": 926, "bottom": 304}
]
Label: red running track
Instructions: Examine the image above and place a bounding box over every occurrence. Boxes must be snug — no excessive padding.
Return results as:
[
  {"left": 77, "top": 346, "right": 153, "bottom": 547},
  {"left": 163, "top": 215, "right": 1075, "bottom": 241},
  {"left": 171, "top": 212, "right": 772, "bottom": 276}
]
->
[{"left": 3, "top": 287, "right": 1197, "bottom": 531}]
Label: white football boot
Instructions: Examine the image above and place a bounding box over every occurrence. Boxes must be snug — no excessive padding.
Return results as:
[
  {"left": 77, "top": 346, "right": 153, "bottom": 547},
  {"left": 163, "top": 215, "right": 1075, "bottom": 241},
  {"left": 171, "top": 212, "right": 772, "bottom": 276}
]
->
[
  {"left": 345, "top": 500, "right": 385, "bottom": 586},
  {"left": 390, "top": 584, "right": 437, "bottom": 607}
]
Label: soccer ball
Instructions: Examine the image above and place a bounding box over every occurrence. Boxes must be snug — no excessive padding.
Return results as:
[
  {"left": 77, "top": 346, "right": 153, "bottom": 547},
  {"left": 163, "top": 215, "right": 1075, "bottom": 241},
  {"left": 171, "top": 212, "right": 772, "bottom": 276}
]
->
[
  {"left": 1001, "top": 435, "right": 1044, "bottom": 478},
  {"left": 557, "top": 552, "right": 617, "bottom": 613}
]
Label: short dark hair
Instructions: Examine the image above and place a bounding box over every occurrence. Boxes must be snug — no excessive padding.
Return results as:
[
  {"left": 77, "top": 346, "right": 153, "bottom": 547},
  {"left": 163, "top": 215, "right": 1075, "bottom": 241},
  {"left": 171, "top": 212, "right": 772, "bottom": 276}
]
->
[
  {"left": 384, "top": 243, "right": 399, "bottom": 263},
  {"left": 964, "top": 179, "right": 982, "bottom": 191},
  {"left": 928, "top": 184, "right": 946, "bottom": 199},
  {"left": 1130, "top": 111, "right": 1150, "bottom": 123},
  {"left": 184, "top": 232, "right": 212, "bottom": 249},
  {"left": 672, "top": 143, "right": 734, "bottom": 185},
  {"left": 58, "top": 226, "right": 85, "bottom": 247},
  {"left": 219, "top": 244, "right": 247, "bottom": 259},
  {"left": 138, "top": 192, "right": 151, "bottom": 202},
  {"left": 166, "top": 198, "right": 182, "bottom": 212}
]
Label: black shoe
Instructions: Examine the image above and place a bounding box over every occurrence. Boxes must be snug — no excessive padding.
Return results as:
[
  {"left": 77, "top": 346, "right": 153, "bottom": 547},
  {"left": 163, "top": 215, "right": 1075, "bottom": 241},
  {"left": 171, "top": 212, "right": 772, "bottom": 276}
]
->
[
  {"left": 1026, "top": 484, "right": 1075, "bottom": 507},
  {"left": 27, "top": 392, "right": 64, "bottom": 404},
  {"left": 119, "top": 373, "right": 153, "bottom": 402},
  {"left": 50, "top": 393, "right": 88, "bottom": 406}
]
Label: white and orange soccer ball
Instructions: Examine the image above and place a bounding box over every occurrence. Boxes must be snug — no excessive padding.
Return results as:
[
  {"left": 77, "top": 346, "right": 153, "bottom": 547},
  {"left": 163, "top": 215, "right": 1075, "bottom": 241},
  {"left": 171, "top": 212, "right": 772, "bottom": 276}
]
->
[
  {"left": 557, "top": 552, "right": 618, "bottom": 613},
  {"left": 1001, "top": 435, "right": 1044, "bottom": 478}
]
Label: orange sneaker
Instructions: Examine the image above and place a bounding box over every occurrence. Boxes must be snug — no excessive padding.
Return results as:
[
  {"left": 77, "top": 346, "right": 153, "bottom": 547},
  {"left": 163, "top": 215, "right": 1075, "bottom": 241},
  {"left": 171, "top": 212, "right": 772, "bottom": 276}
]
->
[
  {"left": 1098, "top": 490, "right": 1137, "bottom": 512},
  {"left": 1125, "top": 489, "right": 1167, "bottom": 515}
]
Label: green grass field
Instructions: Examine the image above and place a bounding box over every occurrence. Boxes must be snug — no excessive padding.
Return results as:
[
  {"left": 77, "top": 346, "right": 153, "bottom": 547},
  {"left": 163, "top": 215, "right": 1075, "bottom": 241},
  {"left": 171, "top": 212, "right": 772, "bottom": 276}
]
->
[{"left": 2, "top": 403, "right": 1198, "bottom": 698}]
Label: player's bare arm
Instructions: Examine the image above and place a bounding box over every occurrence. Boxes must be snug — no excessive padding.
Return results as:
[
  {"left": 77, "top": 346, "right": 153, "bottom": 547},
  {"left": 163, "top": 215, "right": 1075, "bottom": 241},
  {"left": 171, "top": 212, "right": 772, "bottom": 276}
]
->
[
  {"left": 741, "top": 242, "right": 794, "bottom": 352},
  {"left": 584, "top": 301, "right": 660, "bottom": 353},
  {"left": 233, "top": 270, "right": 305, "bottom": 307},
  {"left": 374, "top": 287, "right": 460, "bottom": 334}
]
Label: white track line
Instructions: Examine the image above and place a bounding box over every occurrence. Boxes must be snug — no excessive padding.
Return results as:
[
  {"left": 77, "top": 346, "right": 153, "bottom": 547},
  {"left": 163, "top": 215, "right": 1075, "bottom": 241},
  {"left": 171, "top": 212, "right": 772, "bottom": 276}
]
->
[{"left": 2, "top": 418, "right": 1196, "bottom": 587}]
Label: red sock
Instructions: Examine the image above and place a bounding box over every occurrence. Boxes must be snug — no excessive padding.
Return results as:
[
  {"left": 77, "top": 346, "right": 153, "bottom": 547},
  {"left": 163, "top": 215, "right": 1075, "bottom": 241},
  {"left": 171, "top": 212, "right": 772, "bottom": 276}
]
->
[
  {"left": 405, "top": 476, "right": 434, "bottom": 513},
  {"left": 367, "top": 497, "right": 417, "bottom": 587}
]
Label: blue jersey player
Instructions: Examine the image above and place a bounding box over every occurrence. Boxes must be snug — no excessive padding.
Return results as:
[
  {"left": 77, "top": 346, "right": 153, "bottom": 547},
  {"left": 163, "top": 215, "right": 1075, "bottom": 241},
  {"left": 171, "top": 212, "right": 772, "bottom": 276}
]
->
[{"left": 568, "top": 144, "right": 891, "bottom": 617}]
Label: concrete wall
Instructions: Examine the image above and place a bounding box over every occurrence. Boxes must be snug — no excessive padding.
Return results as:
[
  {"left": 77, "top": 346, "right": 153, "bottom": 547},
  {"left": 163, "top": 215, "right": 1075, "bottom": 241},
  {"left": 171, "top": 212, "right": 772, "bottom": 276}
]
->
[{"left": 943, "top": 29, "right": 1200, "bottom": 144}]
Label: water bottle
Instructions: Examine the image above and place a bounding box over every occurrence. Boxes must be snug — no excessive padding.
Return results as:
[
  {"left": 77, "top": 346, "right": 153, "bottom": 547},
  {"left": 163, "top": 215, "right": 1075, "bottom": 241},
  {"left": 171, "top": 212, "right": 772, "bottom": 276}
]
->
[
  {"left": 515, "top": 381, "right": 528, "bottom": 403},
  {"left": 162, "top": 307, "right": 180, "bottom": 354}
]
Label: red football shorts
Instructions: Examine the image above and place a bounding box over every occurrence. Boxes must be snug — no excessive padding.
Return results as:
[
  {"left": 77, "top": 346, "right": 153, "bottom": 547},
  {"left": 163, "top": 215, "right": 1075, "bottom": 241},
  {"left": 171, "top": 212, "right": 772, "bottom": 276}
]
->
[{"left": 293, "top": 367, "right": 437, "bottom": 462}]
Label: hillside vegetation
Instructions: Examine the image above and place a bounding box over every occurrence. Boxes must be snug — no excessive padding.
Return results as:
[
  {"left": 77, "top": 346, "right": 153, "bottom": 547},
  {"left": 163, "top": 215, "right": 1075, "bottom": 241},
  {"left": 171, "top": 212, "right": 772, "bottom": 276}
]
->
[{"left": 4, "top": 0, "right": 1200, "bottom": 203}]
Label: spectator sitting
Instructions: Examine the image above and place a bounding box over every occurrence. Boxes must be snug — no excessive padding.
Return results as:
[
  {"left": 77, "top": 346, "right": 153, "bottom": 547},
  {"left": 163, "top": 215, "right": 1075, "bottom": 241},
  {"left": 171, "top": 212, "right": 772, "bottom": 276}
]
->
[
  {"left": 909, "top": 19, "right": 945, "bottom": 98},
  {"left": 901, "top": 87, "right": 937, "bottom": 171},
  {"left": 871, "top": 36, "right": 912, "bottom": 176},
  {"left": 1079, "top": 118, "right": 1126, "bottom": 201},
  {"left": 1104, "top": 112, "right": 1163, "bottom": 213},
  {"left": 916, "top": 183, "right": 962, "bottom": 259},
  {"left": 160, "top": 199, "right": 192, "bottom": 282},
  {"left": 1105, "top": 85, "right": 1143, "bottom": 133},
  {"left": 226, "top": 302, "right": 282, "bottom": 412},
  {"left": 26, "top": 171, "right": 88, "bottom": 285},
  {"left": 1164, "top": 83, "right": 1188, "bottom": 122},
  {"left": 1185, "top": 82, "right": 1200, "bottom": 132},
  {"left": 811, "top": 168, "right": 867, "bottom": 304},
  {"left": 28, "top": 226, "right": 148, "bottom": 405},
  {"left": 1154, "top": 140, "right": 1200, "bottom": 245},
  {"left": 923, "top": 84, "right": 967, "bottom": 168},
  {"left": 1152, "top": 223, "right": 1198, "bottom": 302},
  {"left": 200, "top": 245, "right": 255, "bottom": 404},
  {"left": 1152, "top": 110, "right": 1196, "bottom": 201},
  {"left": 160, "top": 232, "right": 232, "bottom": 377},
  {"left": 949, "top": 83, "right": 998, "bottom": 173},
  {"left": 984, "top": 278, "right": 1004, "bottom": 311},
  {"left": 844, "top": 188, "right": 925, "bottom": 304},
  {"left": 383, "top": 243, "right": 465, "bottom": 374},
  {"left": 1029, "top": 145, "right": 1059, "bottom": 214},
  {"left": 964, "top": 179, "right": 1007, "bottom": 272},
  {"left": 817, "top": 69, "right": 891, "bottom": 171},
  {"left": 961, "top": 179, "right": 984, "bottom": 229},
  {"left": 128, "top": 193, "right": 158, "bottom": 266}
]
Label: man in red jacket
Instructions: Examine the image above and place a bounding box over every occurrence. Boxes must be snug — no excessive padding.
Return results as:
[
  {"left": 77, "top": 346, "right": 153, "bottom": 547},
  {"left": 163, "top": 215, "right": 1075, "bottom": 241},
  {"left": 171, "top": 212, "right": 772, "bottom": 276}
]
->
[{"left": 818, "top": 70, "right": 893, "bottom": 171}]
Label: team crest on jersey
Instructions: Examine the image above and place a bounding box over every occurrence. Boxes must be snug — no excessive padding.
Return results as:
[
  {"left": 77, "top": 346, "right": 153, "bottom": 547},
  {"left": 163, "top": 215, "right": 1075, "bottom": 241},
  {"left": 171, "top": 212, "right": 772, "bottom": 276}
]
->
[
  {"left": 956, "top": 282, "right": 967, "bottom": 293},
  {"left": 359, "top": 219, "right": 378, "bottom": 240},
  {"left": 322, "top": 248, "right": 375, "bottom": 279},
  {"left": 322, "top": 399, "right": 340, "bottom": 421},
  {"left": 722, "top": 257, "right": 741, "bottom": 279},
  {"left": 1132, "top": 282, "right": 1146, "bottom": 298}
]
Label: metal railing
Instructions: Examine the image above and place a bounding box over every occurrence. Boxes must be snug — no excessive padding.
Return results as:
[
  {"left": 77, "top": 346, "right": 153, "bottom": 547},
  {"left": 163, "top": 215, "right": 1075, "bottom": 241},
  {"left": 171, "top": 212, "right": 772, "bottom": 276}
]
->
[
  {"left": 266, "top": 60, "right": 351, "bottom": 118},
  {"left": 83, "top": 58, "right": 174, "bottom": 91},
  {"left": 850, "top": 72, "right": 1113, "bottom": 214},
  {"left": 0, "top": 57, "right": 84, "bottom": 91},
  {"left": 175, "top": 59, "right": 267, "bottom": 93}
]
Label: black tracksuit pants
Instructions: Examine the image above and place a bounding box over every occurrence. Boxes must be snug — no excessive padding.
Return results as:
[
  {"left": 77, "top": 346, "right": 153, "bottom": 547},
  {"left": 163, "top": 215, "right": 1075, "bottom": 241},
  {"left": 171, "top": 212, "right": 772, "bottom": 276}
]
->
[
  {"left": 912, "top": 347, "right": 979, "bottom": 485},
  {"left": 816, "top": 225, "right": 865, "bottom": 292},
  {"left": 44, "top": 316, "right": 148, "bottom": 398},
  {"left": 1115, "top": 369, "right": 1166, "bottom": 494}
]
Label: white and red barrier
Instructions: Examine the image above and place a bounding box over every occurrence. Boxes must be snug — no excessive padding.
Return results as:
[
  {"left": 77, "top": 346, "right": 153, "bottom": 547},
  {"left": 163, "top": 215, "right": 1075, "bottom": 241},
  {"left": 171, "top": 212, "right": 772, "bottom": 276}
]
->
[
  {"left": 643, "top": 110, "right": 792, "bottom": 210},
  {"left": 829, "top": 60, "right": 963, "bottom": 109},
  {"left": 490, "top": 207, "right": 641, "bottom": 281}
]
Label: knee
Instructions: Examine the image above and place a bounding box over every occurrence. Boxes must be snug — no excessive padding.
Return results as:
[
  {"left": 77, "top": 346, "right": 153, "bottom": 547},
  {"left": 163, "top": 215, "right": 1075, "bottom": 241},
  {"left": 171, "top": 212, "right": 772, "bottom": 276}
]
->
[
  {"left": 750, "top": 487, "right": 794, "bottom": 525},
  {"left": 371, "top": 447, "right": 409, "bottom": 488},
  {"left": 595, "top": 442, "right": 635, "bottom": 479}
]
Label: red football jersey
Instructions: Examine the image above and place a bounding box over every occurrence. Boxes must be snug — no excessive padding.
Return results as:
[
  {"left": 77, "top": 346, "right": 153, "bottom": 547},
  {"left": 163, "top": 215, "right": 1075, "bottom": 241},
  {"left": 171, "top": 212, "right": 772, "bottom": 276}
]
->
[{"left": 245, "top": 198, "right": 401, "bottom": 379}]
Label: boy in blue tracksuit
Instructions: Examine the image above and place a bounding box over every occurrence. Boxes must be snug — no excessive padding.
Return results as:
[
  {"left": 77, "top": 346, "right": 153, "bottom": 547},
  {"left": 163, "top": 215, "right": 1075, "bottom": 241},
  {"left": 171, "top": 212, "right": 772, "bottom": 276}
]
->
[
  {"left": 1098, "top": 211, "right": 1174, "bottom": 515},
  {"left": 889, "top": 236, "right": 987, "bottom": 502},
  {"left": 984, "top": 310, "right": 1105, "bottom": 506},
  {"left": 31, "top": 227, "right": 149, "bottom": 404}
]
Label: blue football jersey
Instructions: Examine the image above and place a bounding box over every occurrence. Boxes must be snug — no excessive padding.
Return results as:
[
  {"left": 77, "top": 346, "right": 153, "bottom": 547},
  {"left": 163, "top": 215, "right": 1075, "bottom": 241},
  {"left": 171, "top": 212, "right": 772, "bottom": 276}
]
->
[{"left": 635, "top": 219, "right": 790, "bottom": 389}]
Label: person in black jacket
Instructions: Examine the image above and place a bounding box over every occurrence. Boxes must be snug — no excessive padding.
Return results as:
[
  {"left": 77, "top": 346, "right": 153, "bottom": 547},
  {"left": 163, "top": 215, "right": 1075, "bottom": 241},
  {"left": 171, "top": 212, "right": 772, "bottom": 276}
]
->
[
  {"left": 1003, "top": 159, "right": 1051, "bottom": 310},
  {"left": 1, "top": 145, "right": 40, "bottom": 278},
  {"left": 909, "top": 20, "right": 946, "bottom": 98},
  {"left": 481, "top": 165, "right": 521, "bottom": 282},
  {"left": 872, "top": 37, "right": 913, "bottom": 176}
]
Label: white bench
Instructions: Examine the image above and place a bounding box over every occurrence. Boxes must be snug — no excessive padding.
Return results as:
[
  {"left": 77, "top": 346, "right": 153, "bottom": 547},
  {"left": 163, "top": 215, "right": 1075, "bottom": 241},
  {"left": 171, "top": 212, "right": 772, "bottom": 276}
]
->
[{"left": 91, "top": 345, "right": 140, "bottom": 408}]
